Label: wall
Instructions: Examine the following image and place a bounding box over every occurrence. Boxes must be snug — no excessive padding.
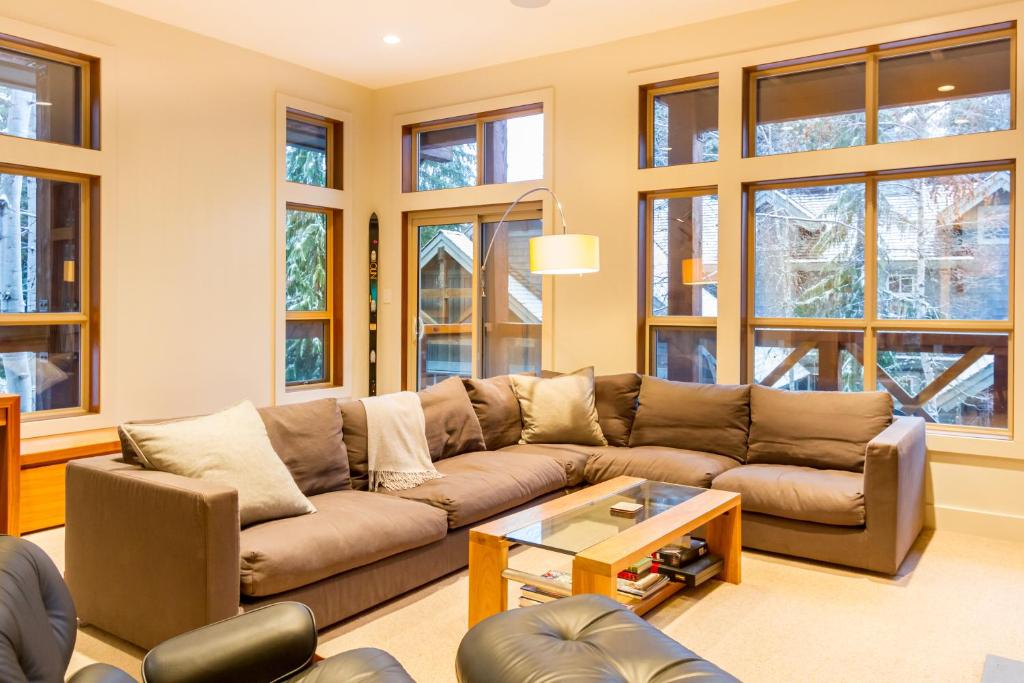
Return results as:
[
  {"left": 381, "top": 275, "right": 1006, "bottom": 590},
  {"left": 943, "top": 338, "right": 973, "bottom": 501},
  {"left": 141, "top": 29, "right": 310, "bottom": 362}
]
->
[
  {"left": 370, "top": 0, "right": 1024, "bottom": 539},
  {"left": 0, "top": 0, "right": 373, "bottom": 438}
]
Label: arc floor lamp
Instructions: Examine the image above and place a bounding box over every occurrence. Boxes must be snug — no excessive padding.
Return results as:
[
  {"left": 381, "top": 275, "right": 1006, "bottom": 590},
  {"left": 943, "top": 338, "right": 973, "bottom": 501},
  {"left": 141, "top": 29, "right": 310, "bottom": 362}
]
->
[{"left": 480, "top": 186, "right": 600, "bottom": 290}]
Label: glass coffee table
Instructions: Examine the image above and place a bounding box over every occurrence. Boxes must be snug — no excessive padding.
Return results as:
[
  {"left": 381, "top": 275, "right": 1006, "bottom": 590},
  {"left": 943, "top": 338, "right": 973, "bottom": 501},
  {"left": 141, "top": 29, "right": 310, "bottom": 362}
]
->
[{"left": 467, "top": 476, "right": 741, "bottom": 627}]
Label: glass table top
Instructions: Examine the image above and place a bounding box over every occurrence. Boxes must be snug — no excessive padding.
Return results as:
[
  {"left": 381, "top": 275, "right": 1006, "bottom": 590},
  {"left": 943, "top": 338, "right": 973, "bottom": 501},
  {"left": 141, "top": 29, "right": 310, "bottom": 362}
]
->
[{"left": 505, "top": 480, "right": 706, "bottom": 556}]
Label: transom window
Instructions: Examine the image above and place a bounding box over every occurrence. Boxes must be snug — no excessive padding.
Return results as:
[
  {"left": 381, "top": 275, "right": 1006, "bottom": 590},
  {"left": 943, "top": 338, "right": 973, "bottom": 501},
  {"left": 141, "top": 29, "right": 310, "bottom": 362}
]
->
[
  {"left": 747, "top": 24, "right": 1013, "bottom": 157},
  {"left": 641, "top": 76, "right": 719, "bottom": 168},
  {"left": 404, "top": 105, "right": 544, "bottom": 192},
  {"left": 285, "top": 110, "right": 342, "bottom": 188},
  {"left": 747, "top": 164, "right": 1012, "bottom": 432}
]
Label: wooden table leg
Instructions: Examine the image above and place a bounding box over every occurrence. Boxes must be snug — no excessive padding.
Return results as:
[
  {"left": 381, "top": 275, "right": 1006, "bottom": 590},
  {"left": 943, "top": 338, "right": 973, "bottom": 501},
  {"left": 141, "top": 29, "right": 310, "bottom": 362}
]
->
[
  {"left": 468, "top": 531, "right": 509, "bottom": 628},
  {"left": 705, "top": 504, "right": 742, "bottom": 584},
  {"left": 572, "top": 558, "right": 616, "bottom": 599}
]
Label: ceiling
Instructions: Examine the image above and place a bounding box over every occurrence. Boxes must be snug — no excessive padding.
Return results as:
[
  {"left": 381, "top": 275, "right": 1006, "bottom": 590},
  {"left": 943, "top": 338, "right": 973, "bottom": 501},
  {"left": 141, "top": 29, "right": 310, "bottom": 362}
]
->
[{"left": 94, "top": 0, "right": 797, "bottom": 88}]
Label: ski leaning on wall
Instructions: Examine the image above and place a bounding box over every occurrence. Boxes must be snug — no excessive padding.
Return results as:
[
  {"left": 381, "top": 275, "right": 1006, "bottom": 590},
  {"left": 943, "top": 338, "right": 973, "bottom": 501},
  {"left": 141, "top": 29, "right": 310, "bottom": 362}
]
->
[{"left": 368, "top": 212, "right": 379, "bottom": 396}]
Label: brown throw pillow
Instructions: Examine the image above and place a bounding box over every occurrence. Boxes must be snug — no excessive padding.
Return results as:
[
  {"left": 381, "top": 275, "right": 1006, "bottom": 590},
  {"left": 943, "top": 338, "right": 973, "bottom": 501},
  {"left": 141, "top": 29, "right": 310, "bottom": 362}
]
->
[
  {"left": 629, "top": 377, "right": 750, "bottom": 462},
  {"left": 595, "top": 373, "right": 641, "bottom": 446},
  {"left": 258, "top": 399, "right": 350, "bottom": 495},
  {"left": 418, "top": 377, "right": 486, "bottom": 460},
  {"left": 747, "top": 384, "right": 893, "bottom": 472},
  {"left": 510, "top": 367, "right": 607, "bottom": 446},
  {"left": 339, "top": 399, "right": 369, "bottom": 490},
  {"left": 463, "top": 376, "right": 523, "bottom": 450}
]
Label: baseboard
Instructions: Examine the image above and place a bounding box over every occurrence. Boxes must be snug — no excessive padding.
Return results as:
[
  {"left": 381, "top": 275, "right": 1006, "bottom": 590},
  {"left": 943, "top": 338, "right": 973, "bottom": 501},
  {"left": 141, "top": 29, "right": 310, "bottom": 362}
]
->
[{"left": 926, "top": 503, "right": 1024, "bottom": 542}]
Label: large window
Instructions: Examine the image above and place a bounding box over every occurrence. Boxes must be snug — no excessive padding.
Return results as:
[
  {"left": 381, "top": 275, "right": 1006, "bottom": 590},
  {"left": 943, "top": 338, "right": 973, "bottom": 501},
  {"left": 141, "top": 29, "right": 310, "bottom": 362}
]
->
[
  {"left": 404, "top": 105, "right": 543, "bottom": 192},
  {"left": 0, "top": 36, "right": 95, "bottom": 148},
  {"left": 0, "top": 166, "right": 93, "bottom": 416},
  {"left": 408, "top": 204, "right": 542, "bottom": 388},
  {"left": 642, "top": 189, "right": 719, "bottom": 383},
  {"left": 285, "top": 205, "right": 341, "bottom": 388},
  {"left": 747, "top": 164, "right": 1012, "bottom": 431},
  {"left": 748, "top": 24, "right": 1012, "bottom": 156},
  {"left": 641, "top": 77, "right": 719, "bottom": 168}
]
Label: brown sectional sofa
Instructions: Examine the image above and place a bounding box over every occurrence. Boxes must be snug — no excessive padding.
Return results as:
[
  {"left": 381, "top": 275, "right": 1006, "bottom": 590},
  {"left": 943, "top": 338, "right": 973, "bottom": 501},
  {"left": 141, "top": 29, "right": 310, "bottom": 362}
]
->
[{"left": 65, "top": 373, "right": 925, "bottom": 649}]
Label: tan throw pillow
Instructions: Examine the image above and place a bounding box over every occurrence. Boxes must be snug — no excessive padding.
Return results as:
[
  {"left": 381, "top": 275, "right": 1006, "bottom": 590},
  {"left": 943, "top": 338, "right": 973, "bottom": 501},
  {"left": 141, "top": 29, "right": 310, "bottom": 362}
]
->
[
  {"left": 120, "top": 400, "right": 316, "bottom": 526},
  {"left": 258, "top": 399, "right": 349, "bottom": 495},
  {"left": 462, "top": 376, "right": 522, "bottom": 450},
  {"left": 510, "top": 367, "right": 608, "bottom": 446}
]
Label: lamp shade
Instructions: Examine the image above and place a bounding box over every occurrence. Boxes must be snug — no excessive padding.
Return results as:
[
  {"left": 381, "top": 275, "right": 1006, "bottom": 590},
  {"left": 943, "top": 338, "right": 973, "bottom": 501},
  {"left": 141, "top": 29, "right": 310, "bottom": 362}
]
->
[{"left": 529, "top": 234, "right": 600, "bottom": 275}]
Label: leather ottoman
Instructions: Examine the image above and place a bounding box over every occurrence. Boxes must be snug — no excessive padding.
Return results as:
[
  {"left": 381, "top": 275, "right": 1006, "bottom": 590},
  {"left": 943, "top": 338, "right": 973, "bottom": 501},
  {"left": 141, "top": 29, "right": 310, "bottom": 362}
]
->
[{"left": 456, "top": 594, "right": 738, "bottom": 682}]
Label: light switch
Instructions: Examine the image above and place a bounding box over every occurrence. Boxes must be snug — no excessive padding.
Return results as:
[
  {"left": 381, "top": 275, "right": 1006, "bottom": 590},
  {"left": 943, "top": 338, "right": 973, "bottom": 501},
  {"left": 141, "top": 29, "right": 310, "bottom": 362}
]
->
[{"left": 382, "top": 288, "right": 392, "bottom": 304}]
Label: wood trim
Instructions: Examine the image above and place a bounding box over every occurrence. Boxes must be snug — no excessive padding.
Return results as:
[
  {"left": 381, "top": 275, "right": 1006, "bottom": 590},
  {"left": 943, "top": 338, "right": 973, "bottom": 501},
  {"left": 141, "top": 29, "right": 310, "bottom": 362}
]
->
[
  {"left": 0, "top": 395, "right": 20, "bottom": 535},
  {"left": 21, "top": 426, "right": 119, "bottom": 468},
  {"left": 636, "top": 194, "right": 647, "bottom": 371}
]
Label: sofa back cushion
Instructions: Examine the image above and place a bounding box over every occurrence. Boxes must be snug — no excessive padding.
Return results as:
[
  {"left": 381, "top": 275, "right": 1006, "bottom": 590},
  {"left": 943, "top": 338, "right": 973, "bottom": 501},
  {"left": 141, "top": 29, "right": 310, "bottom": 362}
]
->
[
  {"left": 595, "top": 373, "right": 641, "bottom": 447},
  {"left": 628, "top": 377, "right": 750, "bottom": 462},
  {"left": 418, "top": 377, "right": 486, "bottom": 461},
  {"left": 747, "top": 385, "right": 892, "bottom": 472},
  {"left": 338, "top": 399, "right": 370, "bottom": 490},
  {"left": 257, "top": 399, "right": 349, "bottom": 495},
  {"left": 463, "top": 376, "right": 522, "bottom": 450}
]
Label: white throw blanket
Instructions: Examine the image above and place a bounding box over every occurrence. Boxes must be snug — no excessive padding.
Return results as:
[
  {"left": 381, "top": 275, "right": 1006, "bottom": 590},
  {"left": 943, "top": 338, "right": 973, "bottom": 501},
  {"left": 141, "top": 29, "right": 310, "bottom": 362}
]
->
[{"left": 359, "top": 392, "right": 442, "bottom": 492}]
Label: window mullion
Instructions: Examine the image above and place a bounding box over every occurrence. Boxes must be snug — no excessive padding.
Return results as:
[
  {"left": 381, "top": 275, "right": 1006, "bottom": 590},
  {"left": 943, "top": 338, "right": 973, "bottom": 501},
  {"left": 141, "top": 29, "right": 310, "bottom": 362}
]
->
[{"left": 863, "top": 176, "right": 878, "bottom": 392}]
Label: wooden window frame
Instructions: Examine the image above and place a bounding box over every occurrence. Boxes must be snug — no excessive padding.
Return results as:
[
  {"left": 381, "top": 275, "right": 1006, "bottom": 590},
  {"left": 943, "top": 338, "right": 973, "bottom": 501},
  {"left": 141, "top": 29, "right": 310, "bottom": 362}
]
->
[
  {"left": 285, "top": 109, "right": 343, "bottom": 190},
  {"left": 639, "top": 74, "right": 719, "bottom": 169},
  {"left": 402, "top": 103, "right": 543, "bottom": 193},
  {"left": 744, "top": 161, "right": 1014, "bottom": 436},
  {"left": 744, "top": 23, "right": 1017, "bottom": 157},
  {"left": 402, "top": 202, "right": 543, "bottom": 389},
  {"left": 284, "top": 204, "right": 343, "bottom": 390},
  {"left": 0, "top": 34, "right": 99, "bottom": 150},
  {"left": 0, "top": 164, "right": 98, "bottom": 421},
  {"left": 639, "top": 187, "right": 719, "bottom": 377}
]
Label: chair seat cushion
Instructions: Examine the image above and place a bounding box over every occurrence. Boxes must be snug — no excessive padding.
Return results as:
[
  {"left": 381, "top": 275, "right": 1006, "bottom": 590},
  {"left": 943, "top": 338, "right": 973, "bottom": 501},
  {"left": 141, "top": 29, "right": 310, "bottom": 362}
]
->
[
  {"left": 711, "top": 464, "right": 865, "bottom": 526},
  {"left": 389, "top": 450, "right": 567, "bottom": 528},
  {"left": 456, "top": 594, "right": 738, "bottom": 683},
  {"left": 584, "top": 446, "right": 740, "bottom": 488},
  {"left": 240, "top": 490, "right": 448, "bottom": 597},
  {"left": 499, "top": 443, "right": 601, "bottom": 486}
]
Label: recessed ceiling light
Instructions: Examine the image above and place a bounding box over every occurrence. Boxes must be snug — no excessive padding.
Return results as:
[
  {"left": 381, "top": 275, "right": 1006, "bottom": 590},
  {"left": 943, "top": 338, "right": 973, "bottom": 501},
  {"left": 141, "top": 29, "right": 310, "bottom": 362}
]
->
[
  {"left": 383, "top": 34, "right": 401, "bottom": 45},
  {"left": 937, "top": 84, "right": 956, "bottom": 92},
  {"left": 511, "top": 0, "right": 551, "bottom": 7}
]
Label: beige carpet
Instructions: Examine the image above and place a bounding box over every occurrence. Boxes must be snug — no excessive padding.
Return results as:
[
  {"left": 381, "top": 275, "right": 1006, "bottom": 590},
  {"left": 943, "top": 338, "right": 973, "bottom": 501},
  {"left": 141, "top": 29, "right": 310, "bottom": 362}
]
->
[{"left": 28, "top": 527, "right": 1024, "bottom": 682}]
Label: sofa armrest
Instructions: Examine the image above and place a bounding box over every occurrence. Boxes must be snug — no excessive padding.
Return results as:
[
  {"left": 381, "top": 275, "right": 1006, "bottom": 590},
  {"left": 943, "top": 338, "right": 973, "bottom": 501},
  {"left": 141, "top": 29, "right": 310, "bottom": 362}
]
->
[
  {"left": 862, "top": 416, "right": 926, "bottom": 573},
  {"left": 66, "top": 455, "right": 240, "bottom": 649}
]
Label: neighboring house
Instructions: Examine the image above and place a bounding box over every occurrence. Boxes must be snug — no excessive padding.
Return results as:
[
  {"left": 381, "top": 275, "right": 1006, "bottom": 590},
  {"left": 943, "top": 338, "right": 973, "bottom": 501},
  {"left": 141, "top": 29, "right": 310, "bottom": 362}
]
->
[{"left": 417, "top": 227, "right": 541, "bottom": 386}]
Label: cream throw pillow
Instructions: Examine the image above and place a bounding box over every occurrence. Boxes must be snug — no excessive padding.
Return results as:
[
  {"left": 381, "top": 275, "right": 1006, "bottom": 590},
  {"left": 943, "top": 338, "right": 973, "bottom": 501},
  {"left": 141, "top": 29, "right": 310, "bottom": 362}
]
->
[
  {"left": 510, "top": 367, "right": 608, "bottom": 446},
  {"left": 121, "top": 400, "right": 316, "bottom": 526}
]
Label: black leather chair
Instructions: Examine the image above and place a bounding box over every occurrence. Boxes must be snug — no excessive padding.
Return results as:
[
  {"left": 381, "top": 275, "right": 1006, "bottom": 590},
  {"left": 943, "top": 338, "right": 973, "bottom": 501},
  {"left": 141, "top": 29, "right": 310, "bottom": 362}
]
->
[
  {"left": 0, "top": 536, "right": 414, "bottom": 683},
  {"left": 456, "top": 594, "right": 739, "bottom": 683}
]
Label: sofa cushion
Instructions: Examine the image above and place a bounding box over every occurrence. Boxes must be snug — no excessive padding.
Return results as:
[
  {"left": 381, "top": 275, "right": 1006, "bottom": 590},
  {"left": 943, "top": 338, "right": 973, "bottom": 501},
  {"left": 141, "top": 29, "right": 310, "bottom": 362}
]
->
[
  {"left": 339, "top": 400, "right": 369, "bottom": 490},
  {"left": 711, "top": 464, "right": 865, "bottom": 526},
  {"left": 748, "top": 385, "right": 893, "bottom": 473},
  {"left": 628, "top": 377, "right": 750, "bottom": 462},
  {"left": 388, "top": 450, "right": 567, "bottom": 528},
  {"left": 499, "top": 443, "right": 601, "bottom": 487},
  {"left": 239, "top": 489, "right": 448, "bottom": 597},
  {"left": 510, "top": 367, "right": 607, "bottom": 447},
  {"left": 595, "top": 373, "right": 641, "bottom": 446},
  {"left": 584, "top": 446, "right": 740, "bottom": 488},
  {"left": 121, "top": 401, "right": 316, "bottom": 527},
  {"left": 419, "top": 377, "right": 487, "bottom": 461},
  {"left": 462, "top": 376, "right": 522, "bottom": 451},
  {"left": 258, "top": 399, "right": 349, "bottom": 496}
]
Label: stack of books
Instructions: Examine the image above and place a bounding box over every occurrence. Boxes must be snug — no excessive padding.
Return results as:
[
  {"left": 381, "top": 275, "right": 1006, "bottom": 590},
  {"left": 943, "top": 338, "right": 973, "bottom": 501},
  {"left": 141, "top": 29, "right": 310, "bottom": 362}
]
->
[
  {"left": 518, "top": 569, "right": 571, "bottom": 608},
  {"left": 616, "top": 557, "right": 670, "bottom": 599}
]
